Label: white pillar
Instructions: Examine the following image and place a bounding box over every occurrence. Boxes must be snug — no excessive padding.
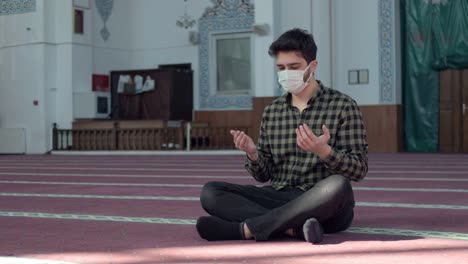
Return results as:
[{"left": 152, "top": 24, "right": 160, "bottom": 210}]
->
[
  {"left": 253, "top": 0, "right": 280, "bottom": 97},
  {"left": 45, "top": 0, "right": 74, "bottom": 130},
  {"left": 311, "top": 0, "right": 332, "bottom": 88}
]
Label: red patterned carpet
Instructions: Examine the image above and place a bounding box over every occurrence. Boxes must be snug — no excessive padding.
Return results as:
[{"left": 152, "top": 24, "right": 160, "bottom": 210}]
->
[{"left": 0, "top": 153, "right": 467, "bottom": 264}]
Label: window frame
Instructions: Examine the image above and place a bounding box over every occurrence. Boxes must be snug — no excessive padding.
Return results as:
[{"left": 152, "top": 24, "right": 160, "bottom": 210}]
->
[{"left": 209, "top": 31, "right": 254, "bottom": 96}]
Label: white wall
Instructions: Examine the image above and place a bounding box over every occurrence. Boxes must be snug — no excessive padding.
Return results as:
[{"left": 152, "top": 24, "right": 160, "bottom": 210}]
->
[
  {"left": 255, "top": 0, "right": 333, "bottom": 95},
  {"left": 311, "top": 0, "right": 332, "bottom": 88},
  {"left": 127, "top": 0, "right": 211, "bottom": 110},
  {"left": 1, "top": 0, "right": 212, "bottom": 153},
  {"left": 0, "top": 0, "right": 94, "bottom": 153},
  {"left": 45, "top": 0, "right": 74, "bottom": 137},
  {"left": 0, "top": 0, "right": 48, "bottom": 153},
  {"left": 91, "top": 0, "right": 211, "bottom": 109},
  {"left": 332, "top": 0, "right": 380, "bottom": 105},
  {"left": 279, "top": 0, "right": 312, "bottom": 33},
  {"left": 0, "top": 0, "right": 400, "bottom": 153},
  {"left": 72, "top": 0, "right": 93, "bottom": 95},
  {"left": 268, "top": 0, "right": 391, "bottom": 105},
  {"left": 253, "top": 0, "right": 280, "bottom": 97},
  {"left": 93, "top": 0, "right": 133, "bottom": 74}
]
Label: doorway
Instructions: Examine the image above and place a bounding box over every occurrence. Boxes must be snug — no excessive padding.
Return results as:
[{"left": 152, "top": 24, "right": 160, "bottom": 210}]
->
[{"left": 439, "top": 69, "right": 468, "bottom": 152}]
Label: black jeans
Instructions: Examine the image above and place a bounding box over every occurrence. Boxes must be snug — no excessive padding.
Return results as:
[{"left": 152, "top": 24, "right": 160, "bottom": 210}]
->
[{"left": 200, "top": 175, "right": 355, "bottom": 241}]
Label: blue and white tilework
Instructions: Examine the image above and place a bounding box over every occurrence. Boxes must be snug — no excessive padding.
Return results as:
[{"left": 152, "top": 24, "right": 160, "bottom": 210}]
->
[
  {"left": 378, "top": 0, "right": 395, "bottom": 104},
  {"left": 0, "top": 0, "right": 35, "bottom": 15},
  {"left": 199, "top": 0, "right": 254, "bottom": 109}
]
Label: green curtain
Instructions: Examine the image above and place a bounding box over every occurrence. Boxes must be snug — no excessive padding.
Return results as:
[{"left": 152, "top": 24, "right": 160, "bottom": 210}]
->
[
  {"left": 432, "top": 0, "right": 468, "bottom": 70},
  {"left": 402, "top": 0, "right": 468, "bottom": 152},
  {"left": 403, "top": 0, "right": 439, "bottom": 152}
]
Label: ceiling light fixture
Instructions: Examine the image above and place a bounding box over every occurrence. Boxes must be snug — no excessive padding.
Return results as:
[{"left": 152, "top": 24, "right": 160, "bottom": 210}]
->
[{"left": 176, "top": 0, "right": 196, "bottom": 29}]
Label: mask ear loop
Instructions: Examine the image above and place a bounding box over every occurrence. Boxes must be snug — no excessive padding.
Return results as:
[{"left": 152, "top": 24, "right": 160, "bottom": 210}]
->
[{"left": 303, "top": 63, "right": 313, "bottom": 83}]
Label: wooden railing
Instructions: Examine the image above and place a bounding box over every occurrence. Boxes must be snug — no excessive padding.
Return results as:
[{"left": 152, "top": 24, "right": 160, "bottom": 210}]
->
[
  {"left": 53, "top": 123, "right": 183, "bottom": 151},
  {"left": 53, "top": 122, "right": 250, "bottom": 151},
  {"left": 52, "top": 128, "right": 116, "bottom": 151},
  {"left": 188, "top": 124, "right": 250, "bottom": 150}
]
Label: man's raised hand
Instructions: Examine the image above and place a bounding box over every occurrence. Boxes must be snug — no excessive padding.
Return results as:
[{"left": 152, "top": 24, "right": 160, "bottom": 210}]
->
[
  {"left": 230, "top": 130, "right": 258, "bottom": 161},
  {"left": 296, "top": 124, "right": 332, "bottom": 160}
]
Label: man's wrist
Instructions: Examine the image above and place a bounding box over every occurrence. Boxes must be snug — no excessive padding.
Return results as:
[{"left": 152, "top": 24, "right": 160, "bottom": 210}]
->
[
  {"left": 316, "top": 145, "right": 332, "bottom": 160},
  {"left": 247, "top": 151, "right": 259, "bottom": 162}
]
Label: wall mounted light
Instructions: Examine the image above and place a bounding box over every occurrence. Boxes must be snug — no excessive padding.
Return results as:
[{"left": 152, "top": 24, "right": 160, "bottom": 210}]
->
[{"left": 252, "top": 23, "right": 270, "bottom": 36}]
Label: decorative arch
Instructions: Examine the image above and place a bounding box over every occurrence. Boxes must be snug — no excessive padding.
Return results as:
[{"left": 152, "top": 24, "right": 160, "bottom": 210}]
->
[{"left": 198, "top": 0, "right": 255, "bottom": 109}]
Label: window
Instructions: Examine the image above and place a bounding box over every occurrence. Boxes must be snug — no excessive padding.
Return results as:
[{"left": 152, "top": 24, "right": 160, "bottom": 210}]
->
[{"left": 210, "top": 32, "right": 253, "bottom": 95}]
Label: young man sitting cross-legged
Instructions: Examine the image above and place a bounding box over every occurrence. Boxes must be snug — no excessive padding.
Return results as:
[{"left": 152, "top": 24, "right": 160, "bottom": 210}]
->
[{"left": 196, "top": 28, "right": 368, "bottom": 243}]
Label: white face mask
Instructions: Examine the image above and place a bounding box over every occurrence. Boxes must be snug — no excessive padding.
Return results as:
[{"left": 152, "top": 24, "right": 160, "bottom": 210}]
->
[{"left": 278, "top": 63, "right": 313, "bottom": 95}]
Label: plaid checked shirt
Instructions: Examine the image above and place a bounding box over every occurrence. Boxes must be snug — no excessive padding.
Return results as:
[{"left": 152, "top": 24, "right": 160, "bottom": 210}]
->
[{"left": 245, "top": 81, "right": 368, "bottom": 191}]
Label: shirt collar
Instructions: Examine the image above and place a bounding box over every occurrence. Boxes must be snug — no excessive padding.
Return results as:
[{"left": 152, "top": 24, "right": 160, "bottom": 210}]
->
[{"left": 282, "top": 80, "right": 325, "bottom": 107}]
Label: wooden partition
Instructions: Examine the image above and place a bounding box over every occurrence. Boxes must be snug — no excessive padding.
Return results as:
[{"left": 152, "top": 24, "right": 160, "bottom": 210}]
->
[
  {"left": 191, "top": 111, "right": 253, "bottom": 150},
  {"left": 360, "top": 105, "right": 403, "bottom": 153},
  {"left": 194, "top": 98, "right": 277, "bottom": 145},
  {"left": 195, "top": 100, "right": 403, "bottom": 153},
  {"left": 194, "top": 110, "right": 253, "bottom": 128},
  {"left": 56, "top": 100, "right": 403, "bottom": 152},
  {"left": 439, "top": 69, "right": 468, "bottom": 153}
]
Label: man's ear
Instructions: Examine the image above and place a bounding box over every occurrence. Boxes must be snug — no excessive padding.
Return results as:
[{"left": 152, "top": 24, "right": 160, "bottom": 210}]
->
[
  {"left": 309, "top": 60, "right": 318, "bottom": 74},
  {"left": 304, "top": 60, "right": 318, "bottom": 81}
]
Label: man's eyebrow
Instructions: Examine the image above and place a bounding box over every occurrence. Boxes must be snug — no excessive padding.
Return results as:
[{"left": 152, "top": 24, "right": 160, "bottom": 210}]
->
[{"left": 276, "top": 62, "right": 302, "bottom": 67}]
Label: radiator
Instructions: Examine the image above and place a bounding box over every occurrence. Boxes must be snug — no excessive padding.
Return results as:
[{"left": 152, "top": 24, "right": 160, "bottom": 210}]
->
[{"left": 0, "top": 128, "right": 26, "bottom": 154}]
